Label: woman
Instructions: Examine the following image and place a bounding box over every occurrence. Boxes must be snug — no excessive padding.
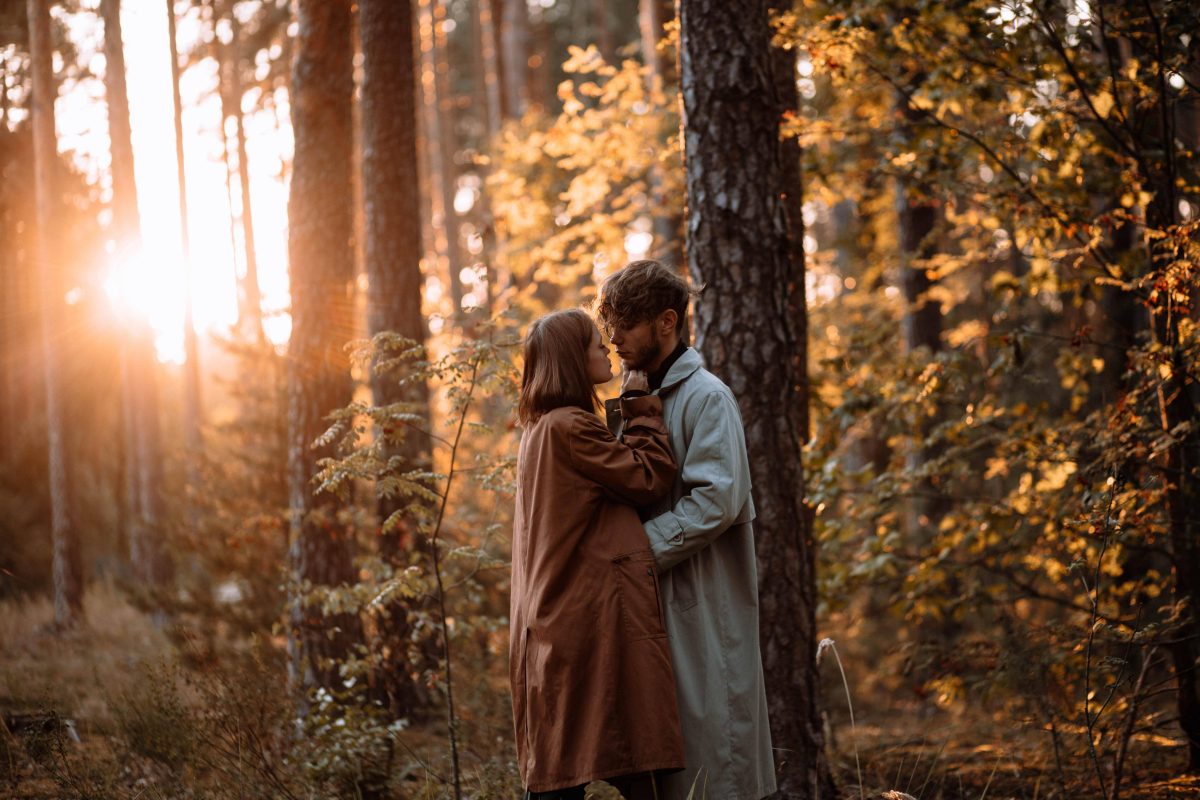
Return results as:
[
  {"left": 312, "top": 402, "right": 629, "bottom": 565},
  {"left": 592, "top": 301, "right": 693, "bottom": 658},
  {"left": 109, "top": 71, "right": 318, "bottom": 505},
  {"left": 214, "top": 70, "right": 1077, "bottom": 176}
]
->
[{"left": 511, "top": 308, "right": 685, "bottom": 800}]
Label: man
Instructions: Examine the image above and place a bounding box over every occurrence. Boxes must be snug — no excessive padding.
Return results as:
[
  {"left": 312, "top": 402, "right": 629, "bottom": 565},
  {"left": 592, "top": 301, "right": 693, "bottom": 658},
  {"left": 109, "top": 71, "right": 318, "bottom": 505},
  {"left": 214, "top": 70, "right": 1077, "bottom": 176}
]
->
[{"left": 597, "top": 260, "right": 776, "bottom": 800}]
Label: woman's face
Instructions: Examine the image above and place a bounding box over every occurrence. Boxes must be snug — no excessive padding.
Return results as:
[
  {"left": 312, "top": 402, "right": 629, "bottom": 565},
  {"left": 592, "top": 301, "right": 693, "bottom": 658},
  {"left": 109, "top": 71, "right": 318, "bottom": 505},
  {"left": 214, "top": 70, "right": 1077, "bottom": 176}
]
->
[{"left": 586, "top": 325, "right": 614, "bottom": 385}]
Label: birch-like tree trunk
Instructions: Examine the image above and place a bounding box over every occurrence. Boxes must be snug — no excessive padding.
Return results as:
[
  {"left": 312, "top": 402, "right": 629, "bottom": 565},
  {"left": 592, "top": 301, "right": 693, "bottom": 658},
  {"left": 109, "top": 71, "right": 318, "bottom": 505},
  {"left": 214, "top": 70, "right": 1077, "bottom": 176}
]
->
[{"left": 679, "top": 0, "right": 833, "bottom": 795}]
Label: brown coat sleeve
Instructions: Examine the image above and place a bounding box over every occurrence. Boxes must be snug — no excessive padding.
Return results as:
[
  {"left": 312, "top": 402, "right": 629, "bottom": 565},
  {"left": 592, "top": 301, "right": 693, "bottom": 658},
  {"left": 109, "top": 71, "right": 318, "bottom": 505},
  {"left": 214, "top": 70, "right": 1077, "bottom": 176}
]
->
[{"left": 567, "top": 399, "right": 677, "bottom": 506}]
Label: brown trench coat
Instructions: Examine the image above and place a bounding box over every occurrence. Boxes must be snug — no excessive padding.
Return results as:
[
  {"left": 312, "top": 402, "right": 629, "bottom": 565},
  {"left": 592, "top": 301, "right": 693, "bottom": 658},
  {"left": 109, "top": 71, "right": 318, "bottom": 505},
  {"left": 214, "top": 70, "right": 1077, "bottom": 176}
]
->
[{"left": 510, "top": 395, "right": 685, "bottom": 792}]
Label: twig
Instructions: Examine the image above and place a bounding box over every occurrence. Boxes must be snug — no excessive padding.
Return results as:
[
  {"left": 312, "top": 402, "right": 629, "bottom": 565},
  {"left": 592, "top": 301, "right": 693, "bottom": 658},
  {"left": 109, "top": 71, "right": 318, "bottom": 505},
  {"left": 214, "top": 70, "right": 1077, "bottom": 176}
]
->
[
  {"left": 1082, "top": 474, "right": 1119, "bottom": 799},
  {"left": 427, "top": 348, "right": 484, "bottom": 800},
  {"left": 1111, "top": 645, "right": 1158, "bottom": 800}
]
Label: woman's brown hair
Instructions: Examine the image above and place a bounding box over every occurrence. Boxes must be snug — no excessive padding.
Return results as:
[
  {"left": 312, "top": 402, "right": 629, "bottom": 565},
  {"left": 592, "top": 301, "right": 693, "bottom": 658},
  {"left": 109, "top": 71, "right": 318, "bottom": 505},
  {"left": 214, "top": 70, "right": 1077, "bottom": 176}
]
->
[{"left": 518, "top": 308, "right": 600, "bottom": 425}]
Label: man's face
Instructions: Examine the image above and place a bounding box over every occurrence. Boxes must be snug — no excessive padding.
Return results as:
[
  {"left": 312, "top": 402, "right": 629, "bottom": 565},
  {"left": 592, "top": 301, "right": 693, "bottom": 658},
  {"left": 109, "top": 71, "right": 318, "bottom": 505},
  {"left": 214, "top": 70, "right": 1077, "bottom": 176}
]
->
[{"left": 607, "top": 318, "right": 665, "bottom": 372}]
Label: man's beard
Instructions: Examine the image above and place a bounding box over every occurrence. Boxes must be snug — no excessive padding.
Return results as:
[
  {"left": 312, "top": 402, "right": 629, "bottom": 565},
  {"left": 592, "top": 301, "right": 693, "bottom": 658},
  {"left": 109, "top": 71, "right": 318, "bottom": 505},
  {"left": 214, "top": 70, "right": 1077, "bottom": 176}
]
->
[{"left": 624, "top": 327, "right": 662, "bottom": 372}]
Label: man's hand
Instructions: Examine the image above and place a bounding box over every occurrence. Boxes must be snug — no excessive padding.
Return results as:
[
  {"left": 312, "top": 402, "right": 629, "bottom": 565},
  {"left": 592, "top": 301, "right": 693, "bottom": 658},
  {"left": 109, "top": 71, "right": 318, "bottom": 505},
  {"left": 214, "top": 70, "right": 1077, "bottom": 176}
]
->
[{"left": 621, "top": 369, "right": 649, "bottom": 394}]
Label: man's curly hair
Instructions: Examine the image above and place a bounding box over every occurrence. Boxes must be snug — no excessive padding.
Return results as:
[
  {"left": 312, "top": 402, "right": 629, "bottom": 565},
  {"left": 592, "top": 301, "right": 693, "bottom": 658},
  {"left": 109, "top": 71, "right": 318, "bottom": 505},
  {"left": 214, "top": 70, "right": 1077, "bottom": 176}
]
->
[{"left": 595, "top": 260, "right": 699, "bottom": 341}]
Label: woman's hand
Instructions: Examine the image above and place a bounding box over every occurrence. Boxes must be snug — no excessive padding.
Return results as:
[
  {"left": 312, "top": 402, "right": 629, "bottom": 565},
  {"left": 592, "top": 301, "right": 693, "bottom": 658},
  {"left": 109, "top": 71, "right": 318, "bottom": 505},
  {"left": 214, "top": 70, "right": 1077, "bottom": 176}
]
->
[{"left": 621, "top": 369, "right": 649, "bottom": 394}]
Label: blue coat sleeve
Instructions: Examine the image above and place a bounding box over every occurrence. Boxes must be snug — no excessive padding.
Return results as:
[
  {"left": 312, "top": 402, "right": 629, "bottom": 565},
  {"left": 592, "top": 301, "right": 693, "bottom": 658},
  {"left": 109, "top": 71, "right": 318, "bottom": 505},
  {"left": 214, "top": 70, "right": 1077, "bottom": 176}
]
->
[{"left": 643, "top": 390, "right": 753, "bottom": 572}]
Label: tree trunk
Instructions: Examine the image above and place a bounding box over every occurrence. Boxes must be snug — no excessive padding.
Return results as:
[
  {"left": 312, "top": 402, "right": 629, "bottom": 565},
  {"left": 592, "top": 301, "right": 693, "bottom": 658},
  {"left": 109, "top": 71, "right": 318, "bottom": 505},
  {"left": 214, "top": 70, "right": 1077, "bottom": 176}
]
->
[
  {"left": 1144, "top": 107, "right": 1200, "bottom": 784},
  {"left": 360, "top": 0, "right": 435, "bottom": 718},
  {"left": 679, "top": 0, "right": 833, "bottom": 795},
  {"left": 640, "top": 0, "right": 681, "bottom": 266},
  {"left": 285, "top": 0, "right": 362, "bottom": 702},
  {"left": 1128, "top": 6, "right": 1200, "bottom": 768},
  {"left": 638, "top": 0, "right": 674, "bottom": 84},
  {"left": 165, "top": 0, "right": 203, "bottom": 486},
  {"left": 28, "top": 0, "right": 83, "bottom": 629},
  {"left": 499, "top": 0, "right": 528, "bottom": 118},
  {"left": 432, "top": 0, "right": 463, "bottom": 316},
  {"left": 477, "top": 0, "right": 503, "bottom": 132},
  {"left": 592, "top": 0, "right": 613, "bottom": 63},
  {"left": 217, "top": 2, "right": 264, "bottom": 342},
  {"left": 470, "top": 0, "right": 502, "bottom": 313},
  {"left": 103, "top": 0, "right": 172, "bottom": 590}
]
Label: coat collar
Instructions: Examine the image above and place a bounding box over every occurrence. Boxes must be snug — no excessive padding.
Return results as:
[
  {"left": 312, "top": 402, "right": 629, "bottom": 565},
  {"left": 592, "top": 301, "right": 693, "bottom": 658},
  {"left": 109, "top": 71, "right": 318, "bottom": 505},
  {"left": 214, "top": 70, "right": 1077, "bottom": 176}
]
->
[{"left": 656, "top": 347, "right": 703, "bottom": 394}]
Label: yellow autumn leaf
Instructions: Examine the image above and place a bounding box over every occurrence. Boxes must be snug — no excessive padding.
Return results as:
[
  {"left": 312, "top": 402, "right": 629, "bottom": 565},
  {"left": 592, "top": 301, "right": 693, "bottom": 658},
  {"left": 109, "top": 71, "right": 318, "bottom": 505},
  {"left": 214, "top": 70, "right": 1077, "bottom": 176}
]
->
[
  {"left": 1035, "top": 461, "right": 1077, "bottom": 493},
  {"left": 1093, "top": 90, "right": 1114, "bottom": 119},
  {"left": 946, "top": 319, "right": 988, "bottom": 347},
  {"left": 910, "top": 91, "right": 935, "bottom": 110}
]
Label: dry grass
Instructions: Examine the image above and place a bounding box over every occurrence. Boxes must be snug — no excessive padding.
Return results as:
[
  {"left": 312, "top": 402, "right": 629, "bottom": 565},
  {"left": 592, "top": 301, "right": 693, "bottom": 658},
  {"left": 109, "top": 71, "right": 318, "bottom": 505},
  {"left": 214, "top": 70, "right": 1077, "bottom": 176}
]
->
[
  {"left": 827, "top": 711, "right": 1194, "bottom": 800},
  {"left": 0, "top": 581, "right": 172, "bottom": 731}
]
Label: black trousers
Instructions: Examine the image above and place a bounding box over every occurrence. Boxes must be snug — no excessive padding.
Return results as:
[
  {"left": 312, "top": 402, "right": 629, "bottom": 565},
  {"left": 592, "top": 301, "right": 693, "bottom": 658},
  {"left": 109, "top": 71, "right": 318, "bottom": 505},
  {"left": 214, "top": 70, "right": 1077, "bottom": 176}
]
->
[
  {"left": 523, "top": 785, "right": 585, "bottom": 800},
  {"left": 524, "top": 772, "right": 660, "bottom": 800}
]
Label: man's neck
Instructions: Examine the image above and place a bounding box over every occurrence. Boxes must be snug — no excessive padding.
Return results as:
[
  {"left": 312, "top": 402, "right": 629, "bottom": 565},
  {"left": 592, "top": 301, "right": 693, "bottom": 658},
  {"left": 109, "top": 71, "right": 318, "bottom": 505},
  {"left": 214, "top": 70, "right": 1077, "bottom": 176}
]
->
[{"left": 648, "top": 339, "right": 688, "bottom": 391}]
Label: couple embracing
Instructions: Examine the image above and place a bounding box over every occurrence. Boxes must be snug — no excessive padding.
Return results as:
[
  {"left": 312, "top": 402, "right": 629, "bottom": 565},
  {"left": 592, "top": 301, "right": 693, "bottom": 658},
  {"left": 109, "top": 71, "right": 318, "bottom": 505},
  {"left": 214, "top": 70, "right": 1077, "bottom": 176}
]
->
[{"left": 510, "top": 260, "right": 776, "bottom": 800}]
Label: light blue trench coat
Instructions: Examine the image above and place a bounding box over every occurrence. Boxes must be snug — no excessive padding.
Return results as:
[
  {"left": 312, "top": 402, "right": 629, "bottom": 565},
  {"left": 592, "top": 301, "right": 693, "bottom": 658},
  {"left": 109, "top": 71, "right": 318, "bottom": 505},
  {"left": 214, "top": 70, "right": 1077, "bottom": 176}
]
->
[{"left": 607, "top": 347, "right": 776, "bottom": 800}]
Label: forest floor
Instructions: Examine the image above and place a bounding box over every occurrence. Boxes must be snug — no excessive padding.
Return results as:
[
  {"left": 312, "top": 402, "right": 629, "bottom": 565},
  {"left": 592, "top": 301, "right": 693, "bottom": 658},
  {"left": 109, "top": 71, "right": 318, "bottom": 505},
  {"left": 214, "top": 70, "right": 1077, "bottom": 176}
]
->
[{"left": 1, "top": 584, "right": 1197, "bottom": 799}]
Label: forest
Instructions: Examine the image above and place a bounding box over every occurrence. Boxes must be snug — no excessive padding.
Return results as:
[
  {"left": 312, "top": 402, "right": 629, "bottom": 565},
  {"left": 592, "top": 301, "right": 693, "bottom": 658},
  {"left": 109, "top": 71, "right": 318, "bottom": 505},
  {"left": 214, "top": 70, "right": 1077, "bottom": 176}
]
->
[{"left": 0, "top": 0, "right": 1198, "bottom": 798}]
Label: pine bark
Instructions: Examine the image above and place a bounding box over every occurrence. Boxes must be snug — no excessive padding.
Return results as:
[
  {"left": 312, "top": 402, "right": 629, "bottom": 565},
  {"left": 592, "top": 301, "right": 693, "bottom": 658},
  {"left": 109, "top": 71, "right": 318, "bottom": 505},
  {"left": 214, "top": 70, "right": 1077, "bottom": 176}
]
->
[
  {"left": 477, "top": 0, "right": 503, "bottom": 132},
  {"left": 679, "top": 0, "right": 832, "bottom": 795},
  {"left": 895, "top": 96, "right": 950, "bottom": 549},
  {"left": 103, "top": 0, "right": 172, "bottom": 589},
  {"left": 638, "top": 0, "right": 674, "bottom": 84},
  {"left": 1125, "top": 4, "right": 1200, "bottom": 768},
  {"left": 285, "top": 0, "right": 362, "bottom": 700},
  {"left": 216, "top": 6, "right": 264, "bottom": 342},
  {"left": 1144, "top": 94, "right": 1200, "bottom": 782},
  {"left": 28, "top": 0, "right": 83, "bottom": 628},
  {"left": 432, "top": 0, "right": 463, "bottom": 315},
  {"left": 165, "top": 0, "right": 203, "bottom": 482},
  {"left": 499, "top": 0, "right": 528, "bottom": 118},
  {"left": 360, "top": 0, "right": 434, "bottom": 716}
]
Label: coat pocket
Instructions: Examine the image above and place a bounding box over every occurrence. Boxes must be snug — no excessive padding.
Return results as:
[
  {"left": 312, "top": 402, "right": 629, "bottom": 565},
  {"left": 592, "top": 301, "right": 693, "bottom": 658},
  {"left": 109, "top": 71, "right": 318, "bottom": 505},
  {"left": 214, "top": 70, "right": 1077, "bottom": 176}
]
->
[{"left": 611, "top": 551, "right": 668, "bottom": 640}]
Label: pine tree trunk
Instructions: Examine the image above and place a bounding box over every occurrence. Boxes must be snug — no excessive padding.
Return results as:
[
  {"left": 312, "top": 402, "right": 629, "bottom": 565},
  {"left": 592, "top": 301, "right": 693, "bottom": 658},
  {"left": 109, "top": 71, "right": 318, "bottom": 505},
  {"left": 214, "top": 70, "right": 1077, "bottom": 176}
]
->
[
  {"left": 103, "top": 0, "right": 172, "bottom": 590},
  {"left": 640, "top": 0, "right": 681, "bottom": 265},
  {"left": 471, "top": 0, "right": 507, "bottom": 310},
  {"left": 216, "top": 7, "right": 265, "bottom": 342},
  {"left": 165, "top": 0, "right": 203, "bottom": 486},
  {"left": 499, "top": 0, "right": 528, "bottom": 118},
  {"left": 28, "top": 0, "right": 83, "bottom": 629},
  {"left": 679, "top": 0, "right": 833, "bottom": 795},
  {"left": 432, "top": 0, "right": 463, "bottom": 316},
  {"left": 638, "top": 0, "right": 674, "bottom": 84},
  {"left": 1144, "top": 110, "right": 1200, "bottom": 783},
  {"left": 895, "top": 99, "right": 948, "bottom": 528},
  {"left": 360, "top": 0, "right": 435, "bottom": 718},
  {"left": 1123, "top": 6, "right": 1200, "bottom": 768},
  {"left": 285, "top": 0, "right": 362, "bottom": 702},
  {"left": 478, "top": 0, "right": 504, "bottom": 131},
  {"left": 0, "top": 122, "right": 13, "bottom": 452}
]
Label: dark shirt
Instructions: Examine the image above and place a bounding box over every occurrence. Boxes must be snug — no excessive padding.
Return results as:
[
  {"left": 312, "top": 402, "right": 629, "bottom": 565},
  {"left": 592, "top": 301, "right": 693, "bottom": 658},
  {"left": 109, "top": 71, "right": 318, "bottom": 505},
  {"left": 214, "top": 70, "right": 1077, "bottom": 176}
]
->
[
  {"left": 622, "top": 341, "right": 688, "bottom": 399},
  {"left": 648, "top": 340, "right": 688, "bottom": 392}
]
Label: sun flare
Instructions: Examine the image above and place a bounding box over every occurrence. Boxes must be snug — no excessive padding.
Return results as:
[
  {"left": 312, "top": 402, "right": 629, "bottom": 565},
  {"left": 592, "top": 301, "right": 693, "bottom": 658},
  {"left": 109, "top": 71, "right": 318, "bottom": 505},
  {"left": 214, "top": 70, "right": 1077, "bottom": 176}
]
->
[{"left": 56, "top": 0, "right": 293, "bottom": 362}]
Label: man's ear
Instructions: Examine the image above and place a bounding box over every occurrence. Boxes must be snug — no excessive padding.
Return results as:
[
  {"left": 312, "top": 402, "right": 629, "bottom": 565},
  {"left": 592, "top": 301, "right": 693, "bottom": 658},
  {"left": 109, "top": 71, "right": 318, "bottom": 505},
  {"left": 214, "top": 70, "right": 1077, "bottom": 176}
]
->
[{"left": 659, "top": 309, "right": 678, "bottom": 336}]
